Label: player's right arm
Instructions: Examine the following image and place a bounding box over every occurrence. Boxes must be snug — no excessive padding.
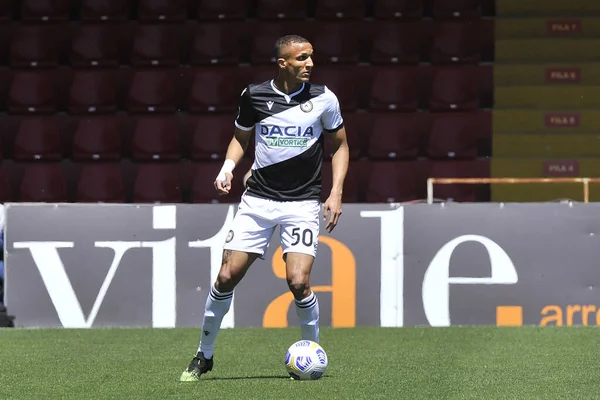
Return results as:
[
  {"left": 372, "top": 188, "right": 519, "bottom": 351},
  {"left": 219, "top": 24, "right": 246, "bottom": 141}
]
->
[{"left": 215, "top": 87, "right": 255, "bottom": 195}]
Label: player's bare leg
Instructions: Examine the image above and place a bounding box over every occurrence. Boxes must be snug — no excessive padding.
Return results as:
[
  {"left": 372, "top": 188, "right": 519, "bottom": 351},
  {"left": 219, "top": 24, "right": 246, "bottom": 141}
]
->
[
  {"left": 285, "top": 252, "right": 320, "bottom": 343},
  {"left": 180, "top": 249, "right": 259, "bottom": 381}
]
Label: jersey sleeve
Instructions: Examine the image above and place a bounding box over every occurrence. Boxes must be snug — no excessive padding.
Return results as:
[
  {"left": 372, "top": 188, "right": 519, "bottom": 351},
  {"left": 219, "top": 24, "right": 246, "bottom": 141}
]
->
[
  {"left": 234, "top": 87, "right": 256, "bottom": 131},
  {"left": 321, "top": 86, "right": 344, "bottom": 132}
]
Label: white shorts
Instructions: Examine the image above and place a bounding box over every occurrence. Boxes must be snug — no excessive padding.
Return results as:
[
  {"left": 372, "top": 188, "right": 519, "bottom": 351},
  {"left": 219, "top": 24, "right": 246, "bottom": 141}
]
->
[{"left": 223, "top": 193, "right": 321, "bottom": 258}]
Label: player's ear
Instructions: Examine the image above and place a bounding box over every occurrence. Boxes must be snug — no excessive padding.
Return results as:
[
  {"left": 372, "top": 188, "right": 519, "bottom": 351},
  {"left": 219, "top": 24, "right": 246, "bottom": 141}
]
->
[{"left": 276, "top": 57, "right": 286, "bottom": 68}]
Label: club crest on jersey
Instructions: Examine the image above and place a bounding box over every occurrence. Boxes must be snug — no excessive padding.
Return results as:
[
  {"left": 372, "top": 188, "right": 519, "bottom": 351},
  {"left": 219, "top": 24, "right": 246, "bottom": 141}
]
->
[{"left": 300, "top": 100, "right": 313, "bottom": 113}]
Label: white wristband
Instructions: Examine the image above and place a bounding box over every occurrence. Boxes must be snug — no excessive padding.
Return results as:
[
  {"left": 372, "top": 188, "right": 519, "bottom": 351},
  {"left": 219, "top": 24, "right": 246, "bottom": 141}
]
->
[{"left": 216, "top": 159, "right": 236, "bottom": 184}]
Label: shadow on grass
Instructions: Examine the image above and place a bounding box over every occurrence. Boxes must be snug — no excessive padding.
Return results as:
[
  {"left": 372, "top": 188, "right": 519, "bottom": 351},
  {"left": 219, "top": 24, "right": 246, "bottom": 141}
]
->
[{"left": 186, "top": 374, "right": 332, "bottom": 381}]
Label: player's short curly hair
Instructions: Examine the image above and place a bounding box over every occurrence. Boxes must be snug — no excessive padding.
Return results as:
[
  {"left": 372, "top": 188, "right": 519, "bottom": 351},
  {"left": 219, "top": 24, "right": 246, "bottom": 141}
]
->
[{"left": 274, "top": 35, "right": 310, "bottom": 58}]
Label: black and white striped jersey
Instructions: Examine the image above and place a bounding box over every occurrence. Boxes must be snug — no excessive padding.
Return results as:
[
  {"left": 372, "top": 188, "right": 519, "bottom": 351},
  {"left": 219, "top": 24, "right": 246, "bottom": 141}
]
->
[{"left": 234, "top": 79, "right": 344, "bottom": 202}]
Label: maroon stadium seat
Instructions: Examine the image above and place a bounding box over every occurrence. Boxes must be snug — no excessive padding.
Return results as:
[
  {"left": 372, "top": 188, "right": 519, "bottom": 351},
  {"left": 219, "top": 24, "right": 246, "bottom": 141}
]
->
[
  {"left": 71, "top": 117, "right": 122, "bottom": 161},
  {"left": 21, "top": 0, "right": 70, "bottom": 21},
  {"left": 68, "top": 69, "right": 118, "bottom": 114},
  {"left": 189, "top": 22, "right": 241, "bottom": 66},
  {"left": 127, "top": 69, "right": 176, "bottom": 113},
  {"left": 196, "top": 0, "right": 248, "bottom": 20},
  {"left": 365, "top": 160, "right": 429, "bottom": 202},
  {"left": 315, "top": 0, "right": 366, "bottom": 20},
  {"left": 0, "top": 164, "right": 13, "bottom": 202},
  {"left": 370, "top": 21, "right": 421, "bottom": 65},
  {"left": 13, "top": 118, "right": 62, "bottom": 161},
  {"left": 133, "top": 163, "right": 182, "bottom": 203},
  {"left": 310, "top": 67, "right": 360, "bottom": 112},
  {"left": 368, "top": 67, "right": 420, "bottom": 112},
  {"left": 374, "top": 0, "right": 424, "bottom": 20},
  {"left": 80, "top": 0, "right": 132, "bottom": 21},
  {"left": 188, "top": 68, "right": 238, "bottom": 113},
  {"left": 255, "top": 0, "right": 307, "bottom": 20},
  {"left": 8, "top": 70, "right": 58, "bottom": 114},
  {"left": 427, "top": 112, "right": 479, "bottom": 159},
  {"left": 367, "top": 113, "right": 426, "bottom": 160},
  {"left": 76, "top": 162, "right": 127, "bottom": 202},
  {"left": 429, "top": 66, "right": 479, "bottom": 111},
  {"left": 19, "top": 163, "right": 69, "bottom": 202},
  {"left": 9, "top": 25, "right": 60, "bottom": 68},
  {"left": 69, "top": 23, "right": 122, "bottom": 68},
  {"left": 431, "top": 0, "right": 482, "bottom": 19},
  {"left": 130, "top": 23, "right": 181, "bottom": 67},
  {"left": 190, "top": 115, "right": 234, "bottom": 160},
  {"left": 430, "top": 21, "right": 482, "bottom": 64},
  {"left": 312, "top": 23, "right": 361, "bottom": 65},
  {"left": 132, "top": 116, "right": 181, "bottom": 161},
  {"left": 138, "top": 0, "right": 187, "bottom": 22}
]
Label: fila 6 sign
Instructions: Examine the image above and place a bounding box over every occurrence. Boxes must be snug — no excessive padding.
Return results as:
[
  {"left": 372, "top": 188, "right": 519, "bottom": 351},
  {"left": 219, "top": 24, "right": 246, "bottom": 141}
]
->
[{"left": 5, "top": 202, "right": 600, "bottom": 329}]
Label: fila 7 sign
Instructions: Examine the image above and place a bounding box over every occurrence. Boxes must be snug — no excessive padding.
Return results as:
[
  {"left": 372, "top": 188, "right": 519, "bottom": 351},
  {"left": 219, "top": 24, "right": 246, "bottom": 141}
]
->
[{"left": 6, "top": 202, "right": 600, "bottom": 329}]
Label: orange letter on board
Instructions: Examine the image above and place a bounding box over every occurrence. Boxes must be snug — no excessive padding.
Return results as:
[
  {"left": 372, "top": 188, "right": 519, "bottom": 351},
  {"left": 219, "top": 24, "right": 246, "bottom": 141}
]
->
[{"left": 263, "top": 236, "right": 356, "bottom": 327}]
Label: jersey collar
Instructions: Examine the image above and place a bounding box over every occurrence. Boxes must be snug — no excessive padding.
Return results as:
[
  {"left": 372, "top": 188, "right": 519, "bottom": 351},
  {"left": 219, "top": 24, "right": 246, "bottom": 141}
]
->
[{"left": 270, "top": 80, "right": 305, "bottom": 104}]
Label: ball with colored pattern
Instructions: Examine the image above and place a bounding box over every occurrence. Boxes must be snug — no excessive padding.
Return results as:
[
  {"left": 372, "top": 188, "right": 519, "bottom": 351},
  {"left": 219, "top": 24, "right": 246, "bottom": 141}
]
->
[{"left": 284, "top": 340, "right": 328, "bottom": 380}]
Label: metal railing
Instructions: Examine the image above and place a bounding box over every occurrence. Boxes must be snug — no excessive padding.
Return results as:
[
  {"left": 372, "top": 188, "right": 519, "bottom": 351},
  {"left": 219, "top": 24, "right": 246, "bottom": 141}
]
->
[{"left": 426, "top": 177, "right": 600, "bottom": 204}]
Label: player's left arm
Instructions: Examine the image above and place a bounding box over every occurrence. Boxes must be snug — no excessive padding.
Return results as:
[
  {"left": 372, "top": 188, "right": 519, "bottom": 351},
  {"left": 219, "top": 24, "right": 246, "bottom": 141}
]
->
[
  {"left": 324, "top": 126, "right": 349, "bottom": 233},
  {"left": 321, "top": 87, "right": 349, "bottom": 233}
]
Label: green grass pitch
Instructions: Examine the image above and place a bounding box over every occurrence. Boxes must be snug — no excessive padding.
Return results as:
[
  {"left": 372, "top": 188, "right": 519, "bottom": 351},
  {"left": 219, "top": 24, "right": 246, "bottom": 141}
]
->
[{"left": 1, "top": 326, "right": 599, "bottom": 399}]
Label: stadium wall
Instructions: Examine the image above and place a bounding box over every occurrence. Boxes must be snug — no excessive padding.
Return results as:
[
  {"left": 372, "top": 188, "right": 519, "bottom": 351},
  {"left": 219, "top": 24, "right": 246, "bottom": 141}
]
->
[{"left": 4, "top": 202, "right": 600, "bottom": 329}]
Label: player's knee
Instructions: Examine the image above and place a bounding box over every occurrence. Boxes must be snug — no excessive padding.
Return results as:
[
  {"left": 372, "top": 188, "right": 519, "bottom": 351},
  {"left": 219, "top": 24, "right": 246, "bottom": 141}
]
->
[{"left": 287, "top": 277, "right": 310, "bottom": 298}]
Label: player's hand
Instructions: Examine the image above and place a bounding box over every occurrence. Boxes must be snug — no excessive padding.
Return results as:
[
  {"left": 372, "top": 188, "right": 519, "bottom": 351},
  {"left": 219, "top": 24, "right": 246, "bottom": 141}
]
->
[
  {"left": 323, "top": 194, "right": 343, "bottom": 233},
  {"left": 214, "top": 172, "right": 233, "bottom": 195}
]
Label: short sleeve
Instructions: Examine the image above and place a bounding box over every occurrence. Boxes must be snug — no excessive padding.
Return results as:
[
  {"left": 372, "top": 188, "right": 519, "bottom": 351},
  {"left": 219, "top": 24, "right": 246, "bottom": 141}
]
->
[
  {"left": 321, "top": 86, "right": 344, "bottom": 132},
  {"left": 234, "top": 87, "right": 256, "bottom": 131}
]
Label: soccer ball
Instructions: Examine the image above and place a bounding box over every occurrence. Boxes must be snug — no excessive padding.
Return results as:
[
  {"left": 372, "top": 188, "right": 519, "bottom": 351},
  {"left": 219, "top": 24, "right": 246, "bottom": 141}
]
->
[{"left": 284, "top": 340, "right": 328, "bottom": 380}]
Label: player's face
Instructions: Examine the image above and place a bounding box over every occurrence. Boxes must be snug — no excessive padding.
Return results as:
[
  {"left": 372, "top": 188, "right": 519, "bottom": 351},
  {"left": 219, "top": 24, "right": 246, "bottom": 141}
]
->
[{"left": 279, "top": 42, "right": 314, "bottom": 83}]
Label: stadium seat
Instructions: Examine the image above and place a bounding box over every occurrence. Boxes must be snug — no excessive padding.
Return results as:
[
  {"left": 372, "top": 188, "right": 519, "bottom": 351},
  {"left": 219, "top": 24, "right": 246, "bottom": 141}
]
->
[
  {"left": 21, "top": 0, "right": 70, "bottom": 21},
  {"left": 68, "top": 70, "right": 118, "bottom": 114},
  {"left": 189, "top": 22, "right": 241, "bottom": 65},
  {"left": 133, "top": 163, "right": 182, "bottom": 203},
  {"left": 315, "top": 0, "right": 367, "bottom": 19},
  {"left": 431, "top": 0, "right": 482, "bottom": 19},
  {"left": 196, "top": 0, "right": 248, "bottom": 20},
  {"left": 428, "top": 160, "right": 489, "bottom": 202},
  {"left": 374, "top": 0, "right": 424, "bottom": 19},
  {"left": 0, "top": 1, "right": 11, "bottom": 21},
  {"left": 311, "top": 67, "right": 360, "bottom": 111},
  {"left": 188, "top": 68, "right": 238, "bottom": 113},
  {"left": 368, "top": 67, "right": 420, "bottom": 111},
  {"left": 75, "top": 162, "right": 127, "bottom": 202},
  {"left": 312, "top": 23, "right": 361, "bottom": 65},
  {"left": 255, "top": 0, "right": 307, "bottom": 20},
  {"left": 127, "top": 69, "right": 176, "bottom": 113},
  {"left": 367, "top": 113, "right": 426, "bottom": 160},
  {"left": 138, "top": 0, "right": 187, "bottom": 22},
  {"left": 18, "top": 163, "right": 69, "bottom": 202},
  {"left": 250, "top": 22, "right": 312, "bottom": 64},
  {"left": 365, "top": 160, "right": 429, "bottom": 202},
  {"left": 9, "top": 25, "right": 60, "bottom": 68},
  {"left": 191, "top": 161, "right": 248, "bottom": 203},
  {"left": 430, "top": 21, "right": 482, "bottom": 64},
  {"left": 427, "top": 112, "right": 478, "bottom": 159},
  {"left": 429, "top": 66, "right": 479, "bottom": 111},
  {"left": 13, "top": 118, "right": 63, "bottom": 161},
  {"left": 80, "top": 0, "right": 132, "bottom": 21},
  {"left": 8, "top": 70, "right": 58, "bottom": 114},
  {"left": 131, "top": 116, "right": 181, "bottom": 161},
  {"left": 71, "top": 117, "right": 123, "bottom": 161},
  {"left": 130, "top": 23, "right": 181, "bottom": 67},
  {"left": 320, "top": 160, "right": 360, "bottom": 202},
  {"left": 370, "top": 21, "right": 421, "bottom": 64},
  {"left": 190, "top": 115, "right": 233, "bottom": 160},
  {"left": 69, "top": 23, "right": 122, "bottom": 68}
]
